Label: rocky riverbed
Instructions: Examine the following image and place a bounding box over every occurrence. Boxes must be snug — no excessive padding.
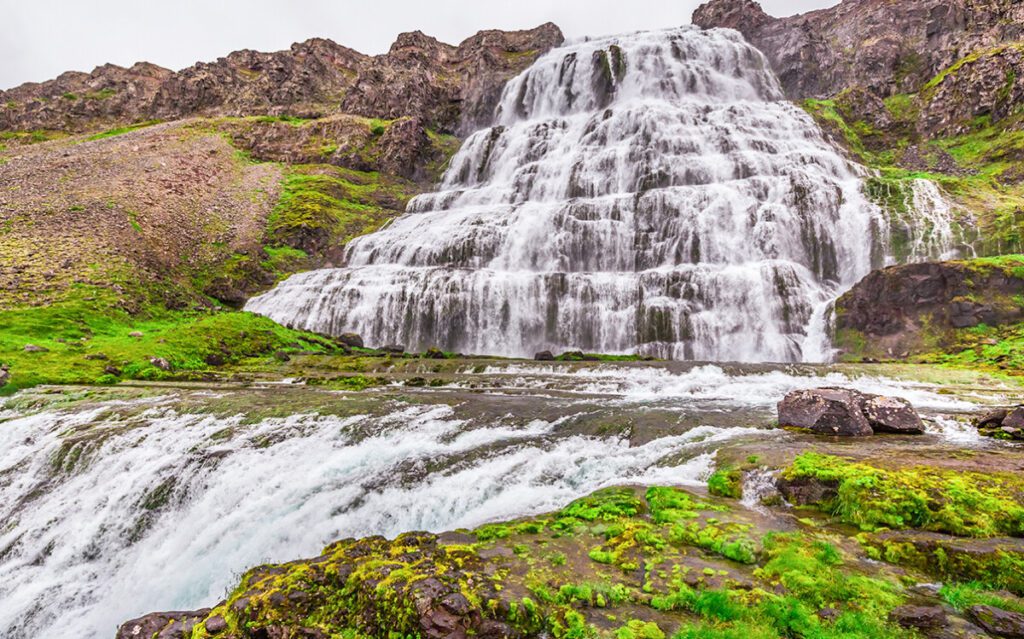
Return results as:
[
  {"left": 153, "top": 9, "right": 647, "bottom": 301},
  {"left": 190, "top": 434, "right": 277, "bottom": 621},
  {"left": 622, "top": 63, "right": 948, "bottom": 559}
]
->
[{"left": 0, "top": 359, "right": 1021, "bottom": 638}]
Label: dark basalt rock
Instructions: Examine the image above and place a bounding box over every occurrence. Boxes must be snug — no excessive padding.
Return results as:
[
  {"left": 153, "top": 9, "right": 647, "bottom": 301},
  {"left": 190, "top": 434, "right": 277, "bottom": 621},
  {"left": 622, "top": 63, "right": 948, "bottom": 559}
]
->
[
  {"left": 975, "top": 405, "right": 1024, "bottom": 441},
  {"left": 778, "top": 388, "right": 925, "bottom": 437},
  {"left": 863, "top": 395, "right": 926, "bottom": 434},
  {"left": 967, "top": 605, "right": 1024, "bottom": 639},
  {"left": 777, "top": 388, "right": 873, "bottom": 436},
  {"left": 534, "top": 350, "right": 555, "bottom": 361},
  {"left": 115, "top": 609, "right": 211, "bottom": 639},
  {"left": 834, "top": 260, "right": 1024, "bottom": 362},
  {"left": 338, "top": 333, "right": 365, "bottom": 349},
  {"left": 889, "top": 605, "right": 949, "bottom": 630},
  {"left": 0, "top": 25, "right": 564, "bottom": 137}
]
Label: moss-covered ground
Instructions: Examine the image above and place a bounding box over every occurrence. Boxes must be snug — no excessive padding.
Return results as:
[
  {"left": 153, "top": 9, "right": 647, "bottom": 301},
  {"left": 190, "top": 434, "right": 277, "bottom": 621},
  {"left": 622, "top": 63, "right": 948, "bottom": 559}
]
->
[{"left": 176, "top": 450, "right": 1024, "bottom": 639}]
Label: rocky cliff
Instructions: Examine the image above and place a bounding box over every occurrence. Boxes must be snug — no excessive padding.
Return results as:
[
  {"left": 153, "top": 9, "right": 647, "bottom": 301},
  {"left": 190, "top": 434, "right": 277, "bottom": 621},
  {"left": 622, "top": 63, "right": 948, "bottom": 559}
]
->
[
  {"left": 0, "top": 25, "right": 562, "bottom": 313},
  {"left": 0, "top": 24, "right": 563, "bottom": 136},
  {"left": 834, "top": 256, "right": 1024, "bottom": 366},
  {"left": 693, "top": 0, "right": 1024, "bottom": 139}
]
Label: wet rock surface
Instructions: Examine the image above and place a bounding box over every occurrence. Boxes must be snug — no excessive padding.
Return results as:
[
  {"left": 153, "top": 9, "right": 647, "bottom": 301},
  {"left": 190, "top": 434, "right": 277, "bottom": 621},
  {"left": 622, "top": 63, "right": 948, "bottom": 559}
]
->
[
  {"left": 778, "top": 387, "right": 924, "bottom": 436},
  {"left": 115, "top": 609, "right": 210, "bottom": 639},
  {"left": 834, "top": 259, "right": 1024, "bottom": 361},
  {"left": 968, "top": 605, "right": 1024, "bottom": 639}
]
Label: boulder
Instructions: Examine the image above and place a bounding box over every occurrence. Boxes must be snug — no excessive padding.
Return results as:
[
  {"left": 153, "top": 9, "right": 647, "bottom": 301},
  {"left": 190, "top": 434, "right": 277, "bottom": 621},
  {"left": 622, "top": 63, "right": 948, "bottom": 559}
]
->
[
  {"left": 777, "top": 388, "right": 873, "bottom": 436},
  {"left": 115, "top": 609, "right": 210, "bottom": 639},
  {"left": 23, "top": 344, "right": 49, "bottom": 353},
  {"left": 977, "top": 409, "right": 1011, "bottom": 429},
  {"left": 1004, "top": 407, "right": 1024, "bottom": 430},
  {"left": 204, "top": 615, "right": 228, "bottom": 635},
  {"left": 129, "top": 331, "right": 144, "bottom": 338},
  {"left": 534, "top": 350, "right": 555, "bottom": 361},
  {"left": 382, "top": 344, "right": 406, "bottom": 354},
  {"left": 149, "top": 357, "right": 172, "bottom": 371},
  {"left": 424, "top": 347, "right": 447, "bottom": 360},
  {"left": 0, "top": 365, "right": 9, "bottom": 387},
  {"left": 862, "top": 395, "right": 925, "bottom": 434},
  {"left": 339, "top": 333, "right": 364, "bottom": 349},
  {"left": 967, "top": 605, "right": 1024, "bottom": 639},
  {"left": 889, "top": 605, "right": 948, "bottom": 630}
]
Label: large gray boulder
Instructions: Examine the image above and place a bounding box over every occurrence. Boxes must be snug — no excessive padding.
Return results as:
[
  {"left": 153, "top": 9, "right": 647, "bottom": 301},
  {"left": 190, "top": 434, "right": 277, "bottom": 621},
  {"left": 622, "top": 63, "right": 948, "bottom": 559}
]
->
[
  {"left": 967, "top": 605, "right": 1024, "bottom": 639},
  {"left": 778, "top": 388, "right": 925, "bottom": 437},
  {"left": 778, "top": 388, "right": 873, "bottom": 437}
]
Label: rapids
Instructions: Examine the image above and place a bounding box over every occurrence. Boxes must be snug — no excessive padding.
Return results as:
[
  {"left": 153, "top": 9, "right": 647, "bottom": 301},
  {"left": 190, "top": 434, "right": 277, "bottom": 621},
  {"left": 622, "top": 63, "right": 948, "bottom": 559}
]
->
[
  {"left": 0, "top": 363, "right": 1000, "bottom": 639},
  {"left": 246, "top": 27, "right": 962, "bottom": 361}
]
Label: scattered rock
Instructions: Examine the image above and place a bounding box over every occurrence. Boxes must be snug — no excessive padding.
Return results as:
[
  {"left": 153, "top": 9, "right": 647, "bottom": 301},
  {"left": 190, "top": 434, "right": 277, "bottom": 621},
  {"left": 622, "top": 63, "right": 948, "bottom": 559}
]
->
[
  {"left": 424, "top": 347, "right": 447, "bottom": 359},
  {"left": 84, "top": 353, "right": 109, "bottom": 361},
  {"left": 204, "top": 353, "right": 226, "bottom": 367},
  {"left": 863, "top": 395, "right": 926, "bottom": 434},
  {"left": 534, "top": 350, "right": 555, "bottom": 361},
  {"left": 149, "top": 357, "right": 172, "bottom": 371},
  {"left": 273, "top": 350, "right": 291, "bottom": 362},
  {"left": 777, "top": 388, "right": 873, "bottom": 436},
  {"left": 338, "top": 333, "right": 364, "bottom": 349},
  {"left": 129, "top": 331, "right": 144, "bottom": 338},
  {"left": 0, "top": 365, "right": 9, "bottom": 387},
  {"left": 967, "top": 605, "right": 1024, "bottom": 639},
  {"left": 382, "top": 344, "right": 406, "bottom": 354},
  {"left": 104, "top": 365, "right": 122, "bottom": 377},
  {"left": 23, "top": 344, "right": 49, "bottom": 353},
  {"left": 889, "top": 605, "right": 948, "bottom": 630},
  {"left": 975, "top": 406, "right": 1024, "bottom": 441}
]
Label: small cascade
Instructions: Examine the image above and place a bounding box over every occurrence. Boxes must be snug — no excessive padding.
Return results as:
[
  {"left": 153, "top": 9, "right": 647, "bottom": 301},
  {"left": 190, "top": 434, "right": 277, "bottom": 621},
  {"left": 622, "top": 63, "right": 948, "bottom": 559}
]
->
[
  {"left": 246, "top": 27, "right": 971, "bottom": 362},
  {"left": 872, "top": 177, "right": 976, "bottom": 265}
]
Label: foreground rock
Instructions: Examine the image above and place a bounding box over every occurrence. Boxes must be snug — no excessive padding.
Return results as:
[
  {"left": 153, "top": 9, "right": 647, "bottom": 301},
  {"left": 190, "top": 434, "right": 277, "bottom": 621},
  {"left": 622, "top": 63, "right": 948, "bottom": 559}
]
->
[
  {"left": 976, "top": 406, "right": 1024, "bottom": 441},
  {"left": 778, "top": 388, "right": 924, "bottom": 436},
  {"left": 115, "top": 609, "right": 210, "bottom": 639}
]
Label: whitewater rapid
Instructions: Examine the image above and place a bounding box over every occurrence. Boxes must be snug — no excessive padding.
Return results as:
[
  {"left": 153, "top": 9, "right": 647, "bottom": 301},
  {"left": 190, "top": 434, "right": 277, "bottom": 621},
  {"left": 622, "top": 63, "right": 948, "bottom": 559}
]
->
[
  {"left": 0, "top": 364, "right": 995, "bottom": 639},
  {"left": 247, "top": 26, "right": 963, "bottom": 361}
]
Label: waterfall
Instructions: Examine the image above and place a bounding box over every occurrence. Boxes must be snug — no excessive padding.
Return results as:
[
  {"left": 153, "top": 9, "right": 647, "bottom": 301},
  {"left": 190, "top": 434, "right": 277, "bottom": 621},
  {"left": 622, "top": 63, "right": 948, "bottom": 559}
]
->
[{"left": 245, "top": 27, "right": 942, "bottom": 362}]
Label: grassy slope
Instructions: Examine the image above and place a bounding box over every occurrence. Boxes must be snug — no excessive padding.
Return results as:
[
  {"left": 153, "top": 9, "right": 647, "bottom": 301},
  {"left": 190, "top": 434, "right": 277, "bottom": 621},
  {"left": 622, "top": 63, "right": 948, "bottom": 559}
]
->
[{"left": 0, "top": 116, "right": 457, "bottom": 393}]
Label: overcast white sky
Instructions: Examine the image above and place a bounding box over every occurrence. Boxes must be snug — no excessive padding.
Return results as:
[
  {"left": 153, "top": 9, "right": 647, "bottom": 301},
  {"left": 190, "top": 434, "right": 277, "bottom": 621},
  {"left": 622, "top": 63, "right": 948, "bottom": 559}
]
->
[{"left": 1, "top": 0, "right": 839, "bottom": 90}]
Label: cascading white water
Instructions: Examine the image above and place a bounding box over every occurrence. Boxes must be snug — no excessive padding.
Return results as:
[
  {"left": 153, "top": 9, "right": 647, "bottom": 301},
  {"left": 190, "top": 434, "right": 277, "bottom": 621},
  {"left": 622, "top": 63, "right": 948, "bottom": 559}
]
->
[{"left": 247, "top": 27, "right": 899, "bottom": 362}]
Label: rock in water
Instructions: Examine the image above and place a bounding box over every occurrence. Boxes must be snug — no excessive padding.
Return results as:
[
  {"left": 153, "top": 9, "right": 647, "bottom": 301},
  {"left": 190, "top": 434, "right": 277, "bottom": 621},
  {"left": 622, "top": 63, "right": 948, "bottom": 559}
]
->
[
  {"left": 967, "top": 605, "right": 1024, "bottom": 639},
  {"left": 777, "top": 388, "right": 873, "bottom": 437},
  {"left": 863, "top": 395, "right": 925, "bottom": 434},
  {"left": 245, "top": 27, "right": 892, "bottom": 362}
]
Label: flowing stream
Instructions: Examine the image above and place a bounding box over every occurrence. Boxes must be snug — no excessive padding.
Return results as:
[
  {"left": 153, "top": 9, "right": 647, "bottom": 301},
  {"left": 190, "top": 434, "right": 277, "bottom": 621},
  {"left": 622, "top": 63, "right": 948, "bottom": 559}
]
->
[
  {"left": 247, "top": 27, "right": 960, "bottom": 361},
  {"left": 0, "top": 364, "right": 998, "bottom": 639}
]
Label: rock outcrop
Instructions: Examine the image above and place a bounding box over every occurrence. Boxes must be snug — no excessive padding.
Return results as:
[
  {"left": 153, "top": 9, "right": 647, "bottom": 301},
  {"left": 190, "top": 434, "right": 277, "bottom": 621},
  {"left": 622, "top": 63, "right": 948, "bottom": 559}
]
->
[
  {"left": 834, "top": 258, "right": 1024, "bottom": 361},
  {"left": 0, "top": 24, "right": 563, "bottom": 136},
  {"left": 692, "top": 0, "right": 1024, "bottom": 136},
  {"left": 778, "top": 388, "right": 924, "bottom": 436}
]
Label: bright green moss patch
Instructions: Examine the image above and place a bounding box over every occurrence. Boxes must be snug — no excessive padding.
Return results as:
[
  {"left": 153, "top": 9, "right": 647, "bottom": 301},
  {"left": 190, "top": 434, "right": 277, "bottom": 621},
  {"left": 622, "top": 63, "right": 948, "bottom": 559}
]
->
[
  {"left": 267, "top": 164, "right": 414, "bottom": 253},
  {"left": 86, "top": 120, "right": 162, "bottom": 141},
  {"left": 783, "top": 453, "right": 1024, "bottom": 537},
  {"left": 940, "top": 582, "right": 1024, "bottom": 614},
  {"left": 707, "top": 468, "right": 743, "bottom": 500},
  {"left": 0, "top": 286, "right": 338, "bottom": 391}
]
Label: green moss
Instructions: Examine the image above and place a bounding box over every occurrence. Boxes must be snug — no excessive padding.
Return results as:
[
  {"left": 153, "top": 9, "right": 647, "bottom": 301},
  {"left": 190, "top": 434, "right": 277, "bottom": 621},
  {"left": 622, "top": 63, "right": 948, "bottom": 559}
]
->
[
  {"left": 783, "top": 453, "right": 1024, "bottom": 537},
  {"left": 708, "top": 468, "right": 743, "bottom": 500},
  {"left": 0, "top": 286, "right": 338, "bottom": 390},
  {"left": 940, "top": 582, "right": 1024, "bottom": 613},
  {"left": 86, "top": 120, "right": 162, "bottom": 141}
]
